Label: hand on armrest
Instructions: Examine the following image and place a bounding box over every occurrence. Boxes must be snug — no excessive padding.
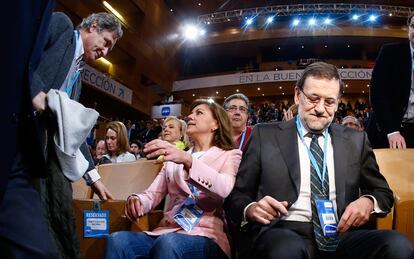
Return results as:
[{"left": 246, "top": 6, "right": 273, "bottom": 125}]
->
[
  {"left": 91, "top": 180, "right": 114, "bottom": 201},
  {"left": 125, "top": 195, "right": 144, "bottom": 223}
]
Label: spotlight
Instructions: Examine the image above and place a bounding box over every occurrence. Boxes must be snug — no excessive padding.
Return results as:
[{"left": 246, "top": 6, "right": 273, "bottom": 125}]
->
[
  {"left": 368, "top": 15, "right": 377, "bottom": 22},
  {"left": 266, "top": 16, "right": 274, "bottom": 24},
  {"left": 183, "top": 25, "right": 206, "bottom": 40},
  {"left": 352, "top": 14, "right": 359, "bottom": 21},
  {"left": 292, "top": 18, "right": 300, "bottom": 26},
  {"left": 323, "top": 18, "right": 332, "bottom": 25},
  {"left": 246, "top": 18, "right": 254, "bottom": 26},
  {"left": 308, "top": 18, "right": 316, "bottom": 26}
]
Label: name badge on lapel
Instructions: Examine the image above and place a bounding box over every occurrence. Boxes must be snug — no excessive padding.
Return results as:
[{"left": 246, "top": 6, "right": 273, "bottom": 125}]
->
[{"left": 315, "top": 199, "right": 338, "bottom": 236}]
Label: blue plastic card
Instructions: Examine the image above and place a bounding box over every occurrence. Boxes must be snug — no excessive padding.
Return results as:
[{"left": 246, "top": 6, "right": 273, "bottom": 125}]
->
[
  {"left": 83, "top": 210, "right": 109, "bottom": 238},
  {"left": 315, "top": 199, "right": 338, "bottom": 236},
  {"left": 173, "top": 197, "right": 203, "bottom": 231}
]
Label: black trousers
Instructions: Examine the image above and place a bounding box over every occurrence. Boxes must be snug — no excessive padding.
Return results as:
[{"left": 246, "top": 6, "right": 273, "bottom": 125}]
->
[
  {"left": 0, "top": 153, "right": 58, "bottom": 259},
  {"left": 401, "top": 122, "right": 414, "bottom": 148},
  {"left": 252, "top": 221, "right": 413, "bottom": 259}
]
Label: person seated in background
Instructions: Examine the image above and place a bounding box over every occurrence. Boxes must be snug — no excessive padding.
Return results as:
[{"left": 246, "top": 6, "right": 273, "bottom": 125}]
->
[
  {"left": 223, "top": 93, "right": 252, "bottom": 150},
  {"left": 104, "top": 99, "right": 242, "bottom": 259},
  {"left": 341, "top": 115, "right": 363, "bottom": 131},
  {"left": 283, "top": 103, "right": 298, "bottom": 121},
  {"left": 161, "top": 116, "right": 190, "bottom": 149},
  {"left": 130, "top": 139, "right": 143, "bottom": 159},
  {"left": 94, "top": 139, "right": 111, "bottom": 165},
  {"left": 103, "top": 121, "right": 136, "bottom": 163}
]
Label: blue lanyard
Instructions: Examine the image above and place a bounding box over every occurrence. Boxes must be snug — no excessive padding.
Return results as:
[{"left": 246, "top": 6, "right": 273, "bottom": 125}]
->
[
  {"left": 65, "top": 31, "right": 80, "bottom": 96},
  {"left": 295, "top": 117, "right": 329, "bottom": 182},
  {"left": 238, "top": 130, "right": 247, "bottom": 150}
]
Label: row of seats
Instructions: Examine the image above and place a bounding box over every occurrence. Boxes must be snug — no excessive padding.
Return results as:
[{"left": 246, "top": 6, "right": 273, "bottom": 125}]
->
[{"left": 72, "top": 149, "right": 414, "bottom": 258}]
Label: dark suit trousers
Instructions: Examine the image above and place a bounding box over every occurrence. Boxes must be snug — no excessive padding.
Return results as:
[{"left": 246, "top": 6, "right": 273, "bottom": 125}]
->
[
  {"left": 0, "top": 153, "right": 58, "bottom": 259},
  {"left": 252, "top": 221, "right": 413, "bottom": 259},
  {"left": 401, "top": 122, "right": 414, "bottom": 148}
]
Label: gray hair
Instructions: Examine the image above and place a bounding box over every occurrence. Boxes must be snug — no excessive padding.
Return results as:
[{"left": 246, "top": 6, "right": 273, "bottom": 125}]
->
[
  {"left": 77, "top": 12, "right": 123, "bottom": 39},
  {"left": 223, "top": 93, "right": 250, "bottom": 109}
]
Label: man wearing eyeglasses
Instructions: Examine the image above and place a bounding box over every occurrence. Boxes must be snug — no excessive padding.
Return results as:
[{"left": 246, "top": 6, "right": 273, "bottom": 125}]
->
[
  {"left": 370, "top": 12, "right": 414, "bottom": 149},
  {"left": 225, "top": 62, "right": 413, "bottom": 259},
  {"left": 223, "top": 93, "right": 253, "bottom": 150}
]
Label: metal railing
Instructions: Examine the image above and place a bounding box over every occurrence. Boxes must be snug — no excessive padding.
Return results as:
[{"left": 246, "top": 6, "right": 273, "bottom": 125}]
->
[{"left": 197, "top": 4, "right": 413, "bottom": 24}]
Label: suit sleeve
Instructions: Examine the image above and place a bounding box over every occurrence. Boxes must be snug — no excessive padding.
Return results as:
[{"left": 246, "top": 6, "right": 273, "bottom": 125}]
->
[
  {"left": 224, "top": 125, "right": 263, "bottom": 225},
  {"left": 81, "top": 141, "right": 101, "bottom": 185},
  {"left": 370, "top": 45, "right": 401, "bottom": 134},
  {"left": 135, "top": 165, "right": 168, "bottom": 213},
  {"left": 359, "top": 132, "right": 394, "bottom": 212},
  {"left": 30, "top": 12, "right": 73, "bottom": 99},
  {"left": 187, "top": 149, "right": 242, "bottom": 199}
]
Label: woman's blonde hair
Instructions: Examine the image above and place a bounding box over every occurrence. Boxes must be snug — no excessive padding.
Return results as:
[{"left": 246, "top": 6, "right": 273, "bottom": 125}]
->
[{"left": 164, "top": 116, "right": 190, "bottom": 148}]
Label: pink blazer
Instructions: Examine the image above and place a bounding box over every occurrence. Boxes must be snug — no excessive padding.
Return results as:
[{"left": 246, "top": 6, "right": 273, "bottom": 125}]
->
[{"left": 135, "top": 146, "right": 242, "bottom": 257}]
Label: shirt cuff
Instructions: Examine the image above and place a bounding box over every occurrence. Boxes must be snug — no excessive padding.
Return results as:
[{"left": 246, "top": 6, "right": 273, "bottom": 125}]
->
[
  {"left": 387, "top": 131, "right": 400, "bottom": 138},
  {"left": 362, "top": 195, "right": 384, "bottom": 214},
  {"left": 241, "top": 202, "right": 257, "bottom": 227},
  {"left": 83, "top": 169, "right": 101, "bottom": 185}
]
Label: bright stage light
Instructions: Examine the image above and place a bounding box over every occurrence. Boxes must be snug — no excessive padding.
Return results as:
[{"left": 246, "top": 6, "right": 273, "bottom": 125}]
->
[
  {"left": 368, "top": 15, "right": 377, "bottom": 22},
  {"left": 292, "top": 18, "right": 300, "bottom": 26},
  {"left": 323, "top": 18, "right": 332, "bottom": 25},
  {"left": 308, "top": 18, "right": 316, "bottom": 26},
  {"left": 246, "top": 18, "right": 254, "bottom": 26},
  {"left": 266, "top": 16, "right": 274, "bottom": 24},
  {"left": 183, "top": 25, "right": 199, "bottom": 40},
  {"left": 352, "top": 14, "right": 359, "bottom": 20}
]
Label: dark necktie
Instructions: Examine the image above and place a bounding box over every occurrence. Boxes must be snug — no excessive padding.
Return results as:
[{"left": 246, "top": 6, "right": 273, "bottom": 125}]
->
[
  {"left": 309, "top": 133, "right": 339, "bottom": 252},
  {"left": 68, "top": 54, "right": 84, "bottom": 100}
]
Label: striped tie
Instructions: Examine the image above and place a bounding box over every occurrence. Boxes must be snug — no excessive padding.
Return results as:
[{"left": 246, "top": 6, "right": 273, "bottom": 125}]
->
[{"left": 309, "top": 133, "right": 339, "bottom": 252}]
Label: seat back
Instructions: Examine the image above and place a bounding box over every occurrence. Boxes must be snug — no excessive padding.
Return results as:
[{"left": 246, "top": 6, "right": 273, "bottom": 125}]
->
[
  {"left": 72, "top": 178, "right": 92, "bottom": 199},
  {"left": 373, "top": 148, "right": 414, "bottom": 243},
  {"left": 94, "top": 160, "right": 163, "bottom": 200},
  {"left": 373, "top": 149, "right": 414, "bottom": 197}
]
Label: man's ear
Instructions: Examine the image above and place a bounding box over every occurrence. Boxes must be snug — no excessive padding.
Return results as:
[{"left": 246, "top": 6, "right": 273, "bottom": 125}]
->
[
  {"left": 87, "top": 22, "right": 98, "bottom": 33},
  {"left": 294, "top": 86, "right": 300, "bottom": 105}
]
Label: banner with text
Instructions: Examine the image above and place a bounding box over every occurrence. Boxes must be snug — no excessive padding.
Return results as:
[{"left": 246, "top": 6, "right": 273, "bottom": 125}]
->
[
  {"left": 81, "top": 65, "right": 133, "bottom": 104},
  {"left": 172, "top": 69, "right": 372, "bottom": 92}
]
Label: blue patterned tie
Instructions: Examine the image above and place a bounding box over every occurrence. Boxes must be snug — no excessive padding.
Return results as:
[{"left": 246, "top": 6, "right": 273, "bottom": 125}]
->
[{"left": 309, "top": 133, "right": 339, "bottom": 252}]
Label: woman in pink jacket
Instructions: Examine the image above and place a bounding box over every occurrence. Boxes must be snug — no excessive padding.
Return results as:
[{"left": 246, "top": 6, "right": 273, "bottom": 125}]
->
[{"left": 105, "top": 99, "right": 242, "bottom": 259}]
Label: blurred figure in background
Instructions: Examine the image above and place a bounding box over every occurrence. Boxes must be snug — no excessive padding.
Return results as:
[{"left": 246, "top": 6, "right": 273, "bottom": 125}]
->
[
  {"left": 130, "top": 139, "right": 143, "bottom": 159},
  {"left": 223, "top": 93, "right": 252, "bottom": 150},
  {"left": 342, "top": 115, "right": 363, "bottom": 131},
  {"left": 283, "top": 104, "right": 298, "bottom": 121},
  {"left": 94, "top": 139, "right": 110, "bottom": 165},
  {"left": 104, "top": 121, "right": 136, "bottom": 163}
]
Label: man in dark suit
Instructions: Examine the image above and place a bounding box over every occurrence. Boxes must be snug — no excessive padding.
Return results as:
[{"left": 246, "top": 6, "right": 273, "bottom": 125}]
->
[
  {"left": 370, "top": 12, "right": 414, "bottom": 148},
  {"left": 30, "top": 12, "right": 123, "bottom": 258},
  {"left": 0, "top": 12, "right": 123, "bottom": 258},
  {"left": 0, "top": 1, "right": 57, "bottom": 258},
  {"left": 225, "top": 62, "right": 413, "bottom": 259}
]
